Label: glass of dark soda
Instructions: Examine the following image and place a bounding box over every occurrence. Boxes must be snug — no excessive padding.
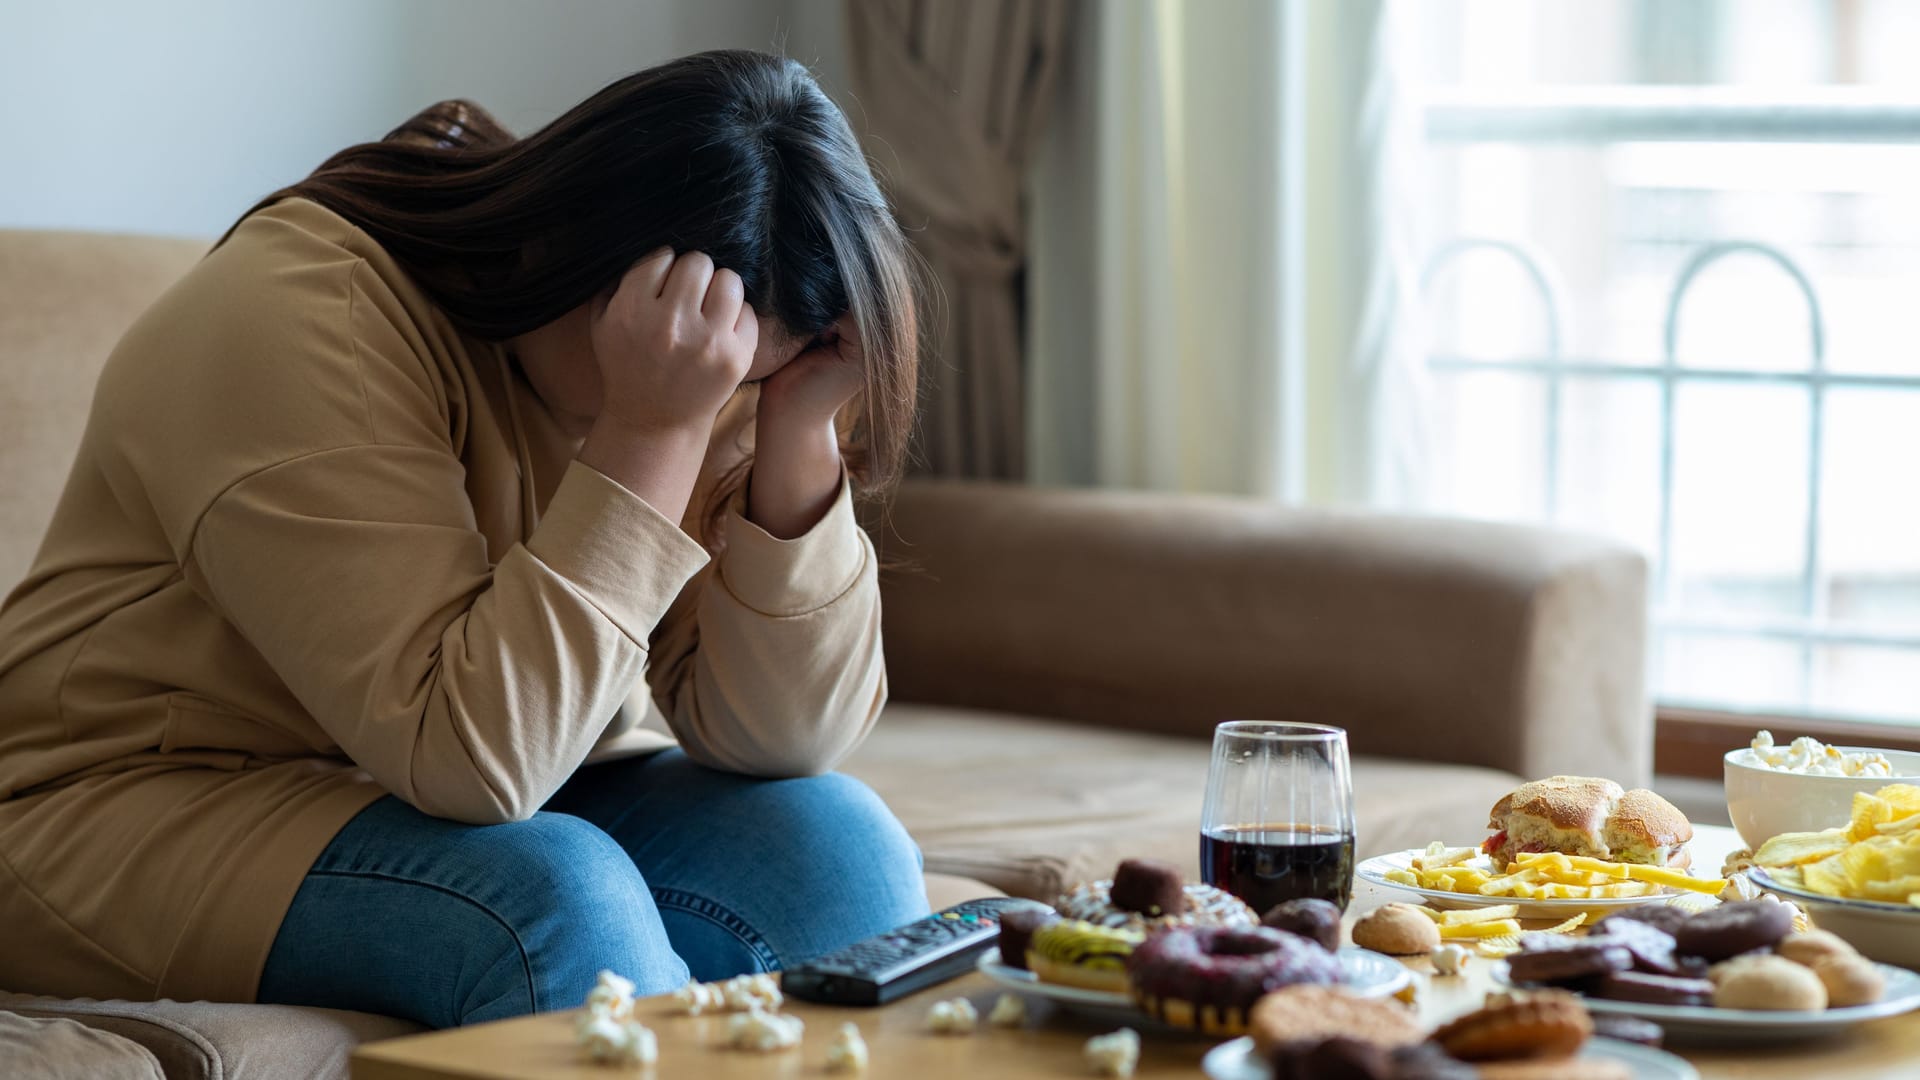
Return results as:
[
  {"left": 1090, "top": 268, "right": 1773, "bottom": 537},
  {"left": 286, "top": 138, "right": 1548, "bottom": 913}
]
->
[{"left": 1199, "top": 721, "right": 1356, "bottom": 914}]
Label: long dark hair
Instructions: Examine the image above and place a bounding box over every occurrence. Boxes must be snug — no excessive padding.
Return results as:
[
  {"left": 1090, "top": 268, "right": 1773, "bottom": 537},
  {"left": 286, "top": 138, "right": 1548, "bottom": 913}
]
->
[{"left": 230, "top": 50, "right": 918, "bottom": 535}]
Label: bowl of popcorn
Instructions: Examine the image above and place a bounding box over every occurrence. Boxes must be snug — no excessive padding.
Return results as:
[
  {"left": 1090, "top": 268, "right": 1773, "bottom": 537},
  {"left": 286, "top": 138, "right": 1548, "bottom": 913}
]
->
[{"left": 1726, "top": 730, "right": 1920, "bottom": 849}]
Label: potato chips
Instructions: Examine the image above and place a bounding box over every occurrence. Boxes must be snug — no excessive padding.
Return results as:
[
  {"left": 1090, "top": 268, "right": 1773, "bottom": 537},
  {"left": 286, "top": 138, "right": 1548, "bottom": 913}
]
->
[{"left": 1755, "top": 785, "right": 1920, "bottom": 908}]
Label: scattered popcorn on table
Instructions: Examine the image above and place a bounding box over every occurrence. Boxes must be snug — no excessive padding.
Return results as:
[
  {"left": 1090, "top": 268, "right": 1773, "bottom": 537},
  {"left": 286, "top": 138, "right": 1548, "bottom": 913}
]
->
[
  {"left": 1084, "top": 1028, "right": 1140, "bottom": 1078},
  {"left": 671, "top": 978, "right": 723, "bottom": 1016},
  {"left": 987, "top": 992, "right": 1026, "bottom": 1027},
  {"left": 727, "top": 1006, "right": 804, "bottom": 1052},
  {"left": 612, "top": 1022, "right": 657, "bottom": 1067},
  {"left": 575, "top": 1012, "right": 658, "bottom": 1067},
  {"left": 1429, "top": 943, "right": 1471, "bottom": 976},
  {"left": 925, "top": 997, "right": 979, "bottom": 1034},
  {"left": 824, "top": 1022, "right": 869, "bottom": 1072},
  {"left": 720, "top": 972, "right": 783, "bottom": 1012},
  {"left": 584, "top": 970, "right": 636, "bottom": 1021}
]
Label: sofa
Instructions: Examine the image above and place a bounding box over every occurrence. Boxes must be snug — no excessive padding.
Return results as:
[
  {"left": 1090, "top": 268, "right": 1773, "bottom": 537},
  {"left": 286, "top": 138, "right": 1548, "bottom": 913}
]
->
[{"left": 0, "top": 227, "right": 1651, "bottom": 1077}]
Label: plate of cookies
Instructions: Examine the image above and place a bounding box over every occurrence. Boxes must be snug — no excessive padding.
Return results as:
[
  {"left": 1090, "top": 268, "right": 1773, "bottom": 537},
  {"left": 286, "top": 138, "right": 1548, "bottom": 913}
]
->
[
  {"left": 1202, "top": 985, "right": 1700, "bottom": 1080},
  {"left": 982, "top": 857, "right": 1412, "bottom": 1034},
  {"left": 1494, "top": 899, "right": 1920, "bottom": 1039}
]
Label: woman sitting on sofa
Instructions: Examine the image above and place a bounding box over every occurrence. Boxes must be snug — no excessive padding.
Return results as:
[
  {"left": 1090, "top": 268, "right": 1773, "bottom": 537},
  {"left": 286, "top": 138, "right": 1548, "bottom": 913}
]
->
[{"left": 0, "top": 50, "right": 926, "bottom": 1028}]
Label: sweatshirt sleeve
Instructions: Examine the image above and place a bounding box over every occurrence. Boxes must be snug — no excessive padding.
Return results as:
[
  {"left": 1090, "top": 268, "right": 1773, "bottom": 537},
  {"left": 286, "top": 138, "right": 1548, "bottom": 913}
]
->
[
  {"left": 190, "top": 453, "right": 710, "bottom": 823},
  {"left": 644, "top": 474, "right": 887, "bottom": 777}
]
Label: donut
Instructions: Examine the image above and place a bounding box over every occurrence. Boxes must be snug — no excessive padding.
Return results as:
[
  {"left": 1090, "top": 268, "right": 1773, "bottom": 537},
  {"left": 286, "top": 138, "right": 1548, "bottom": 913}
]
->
[
  {"left": 1127, "top": 926, "right": 1343, "bottom": 1035},
  {"left": 1056, "top": 879, "right": 1256, "bottom": 933},
  {"left": 1261, "top": 898, "right": 1343, "bottom": 952},
  {"left": 1349, "top": 904, "right": 1439, "bottom": 956},
  {"left": 1431, "top": 989, "right": 1591, "bottom": 1062},
  {"left": 997, "top": 906, "right": 1060, "bottom": 971},
  {"left": 1025, "top": 920, "right": 1143, "bottom": 993},
  {"left": 1248, "top": 985, "right": 1425, "bottom": 1058},
  {"left": 1672, "top": 900, "right": 1793, "bottom": 962},
  {"left": 1266, "top": 1036, "right": 1391, "bottom": 1080},
  {"left": 1110, "top": 858, "right": 1185, "bottom": 917}
]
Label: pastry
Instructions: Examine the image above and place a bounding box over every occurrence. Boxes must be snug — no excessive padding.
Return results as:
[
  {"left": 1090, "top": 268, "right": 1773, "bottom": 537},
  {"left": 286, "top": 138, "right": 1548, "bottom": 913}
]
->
[
  {"left": 1262, "top": 897, "right": 1343, "bottom": 951},
  {"left": 1026, "top": 920, "right": 1144, "bottom": 993},
  {"left": 1056, "top": 878, "right": 1256, "bottom": 933},
  {"left": 1710, "top": 955, "right": 1828, "bottom": 1011},
  {"left": 1474, "top": 1060, "right": 1631, "bottom": 1080},
  {"left": 1126, "top": 926, "right": 1343, "bottom": 1034},
  {"left": 1672, "top": 899, "right": 1794, "bottom": 962},
  {"left": 1774, "top": 929, "right": 1858, "bottom": 968},
  {"left": 1431, "top": 989, "right": 1591, "bottom": 1062},
  {"left": 1350, "top": 903, "right": 1441, "bottom": 955},
  {"left": 1483, "top": 776, "right": 1693, "bottom": 871},
  {"left": 1589, "top": 971, "right": 1714, "bottom": 1007},
  {"left": 1810, "top": 954, "right": 1886, "bottom": 1008},
  {"left": 1589, "top": 1014, "right": 1664, "bottom": 1047},
  {"left": 1247, "top": 985, "right": 1425, "bottom": 1058},
  {"left": 1110, "top": 858, "right": 1186, "bottom": 917},
  {"left": 1505, "top": 939, "right": 1632, "bottom": 985},
  {"left": 996, "top": 906, "right": 1060, "bottom": 970},
  {"left": 1592, "top": 905, "right": 1690, "bottom": 937}
]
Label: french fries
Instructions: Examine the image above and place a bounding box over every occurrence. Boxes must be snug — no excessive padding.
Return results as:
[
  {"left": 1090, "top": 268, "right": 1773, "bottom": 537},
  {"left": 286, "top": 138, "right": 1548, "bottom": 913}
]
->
[{"left": 1387, "top": 844, "right": 1725, "bottom": 900}]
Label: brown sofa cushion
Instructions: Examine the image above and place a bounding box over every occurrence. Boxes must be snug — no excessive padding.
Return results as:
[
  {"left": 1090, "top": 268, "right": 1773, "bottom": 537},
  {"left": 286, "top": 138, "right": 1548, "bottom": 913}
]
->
[
  {"left": 0, "top": 1009, "right": 162, "bottom": 1079},
  {"left": 844, "top": 704, "right": 1521, "bottom": 902},
  {"left": 0, "top": 994, "right": 422, "bottom": 1080}
]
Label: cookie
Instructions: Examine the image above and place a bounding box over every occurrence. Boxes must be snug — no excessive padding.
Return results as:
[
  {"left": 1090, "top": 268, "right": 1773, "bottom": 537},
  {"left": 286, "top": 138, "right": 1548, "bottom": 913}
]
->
[
  {"left": 1775, "top": 930, "right": 1858, "bottom": 968},
  {"left": 1267, "top": 1036, "right": 1391, "bottom": 1080},
  {"left": 1505, "top": 940, "right": 1632, "bottom": 986},
  {"left": 1673, "top": 900, "right": 1794, "bottom": 962},
  {"left": 1247, "top": 986, "right": 1425, "bottom": 1058},
  {"left": 1590, "top": 1015, "right": 1664, "bottom": 1047},
  {"left": 1811, "top": 954, "right": 1886, "bottom": 1008},
  {"left": 1110, "top": 858, "right": 1185, "bottom": 917},
  {"left": 1474, "top": 1059, "right": 1631, "bottom": 1080},
  {"left": 1350, "top": 903, "right": 1440, "bottom": 956},
  {"left": 1593, "top": 905, "right": 1690, "bottom": 937},
  {"left": 1590, "top": 971, "right": 1714, "bottom": 1007},
  {"left": 1263, "top": 898, "right": 1343, "bottom": 952},
  {"left": 1711, "top": 954, "right": 1828, "bottom": 1011},
  {"left": 1590, "top": 918, "right": 1679, "bottom": 975},
  {"left": 1431, "top": 989, "right": 1592, "bottom": 1062}
]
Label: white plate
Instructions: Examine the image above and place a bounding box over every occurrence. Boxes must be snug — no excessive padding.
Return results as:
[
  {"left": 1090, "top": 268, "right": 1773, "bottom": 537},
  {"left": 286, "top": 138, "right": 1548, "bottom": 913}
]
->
[
  {"left": 1201, "top": 1035, "right": 1700, "bottom": 1080},
  {"left": 1356, "top": 849, "right": 1720, "bottom": 918},
  {"left": 1749, "top": 867, "right": 1920, "bottom": 970},
  {"left": 1494, "top": 960, "right": 1920, "bottom": 1040},
  {"left": 975, "top": 947, "right": 1412, "bottom": 1030}
]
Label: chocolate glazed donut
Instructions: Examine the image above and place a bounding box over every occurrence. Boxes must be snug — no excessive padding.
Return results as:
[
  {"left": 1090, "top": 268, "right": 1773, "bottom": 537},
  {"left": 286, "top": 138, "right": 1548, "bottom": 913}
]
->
[{"left": 1126, "top": 927, "right": 1343, "bottom": 1036}]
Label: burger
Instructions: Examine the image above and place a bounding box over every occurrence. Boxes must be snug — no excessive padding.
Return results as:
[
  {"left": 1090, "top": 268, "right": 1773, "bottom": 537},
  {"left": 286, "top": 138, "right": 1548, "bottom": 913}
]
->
[{"left": 1482, "top": 775, "right": 1693, "bottom": 871}]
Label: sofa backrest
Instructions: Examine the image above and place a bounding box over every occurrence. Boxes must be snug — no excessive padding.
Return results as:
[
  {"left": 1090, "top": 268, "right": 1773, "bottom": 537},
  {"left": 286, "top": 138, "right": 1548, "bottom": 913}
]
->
[{"left": 0, "top": 230, "right": 207, "bottom": 587}]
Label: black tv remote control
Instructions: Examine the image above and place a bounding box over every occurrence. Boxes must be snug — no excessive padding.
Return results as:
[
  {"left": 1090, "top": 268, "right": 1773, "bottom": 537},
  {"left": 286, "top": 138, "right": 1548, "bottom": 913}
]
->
[{"left": 781, "top": 897, "right": 1049, "bottom": 1005}]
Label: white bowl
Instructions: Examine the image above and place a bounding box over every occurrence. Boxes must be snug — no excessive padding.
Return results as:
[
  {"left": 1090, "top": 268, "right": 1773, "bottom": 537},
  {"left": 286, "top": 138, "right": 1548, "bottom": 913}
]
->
[
  {"left": 1751, "top": 867, "right": 1920, "bottom": 971},
  {"left": 1724, "top": 747, "right": 1920, "bottom": 850}
]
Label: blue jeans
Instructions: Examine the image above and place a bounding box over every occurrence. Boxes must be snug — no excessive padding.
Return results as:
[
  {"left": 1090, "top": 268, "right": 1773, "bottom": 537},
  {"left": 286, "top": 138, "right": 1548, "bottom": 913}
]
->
[{"left": 255, "top": 750, "right": 927, "bottom": 1028}]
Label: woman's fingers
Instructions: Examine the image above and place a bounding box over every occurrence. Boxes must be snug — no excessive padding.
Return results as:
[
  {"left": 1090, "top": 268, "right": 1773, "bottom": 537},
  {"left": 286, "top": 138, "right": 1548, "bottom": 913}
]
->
[
  {"left": 663, "top": 250, "right": 715, "bottom": 316},
  {"left": 704, "top": 267, "right": 745, "bottom": 326}
]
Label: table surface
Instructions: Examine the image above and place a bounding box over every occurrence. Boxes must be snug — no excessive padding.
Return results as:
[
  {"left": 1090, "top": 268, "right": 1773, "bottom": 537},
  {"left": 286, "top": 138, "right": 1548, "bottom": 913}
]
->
[{"left": 352, "top": 825, "right": 1920, "bottom": 1079}]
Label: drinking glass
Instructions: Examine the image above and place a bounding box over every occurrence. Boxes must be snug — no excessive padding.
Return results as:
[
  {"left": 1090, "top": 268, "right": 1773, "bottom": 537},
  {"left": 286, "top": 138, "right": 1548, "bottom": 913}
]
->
[{"left": 1199, "top": 721, "right": 1357, "bottom": 913}]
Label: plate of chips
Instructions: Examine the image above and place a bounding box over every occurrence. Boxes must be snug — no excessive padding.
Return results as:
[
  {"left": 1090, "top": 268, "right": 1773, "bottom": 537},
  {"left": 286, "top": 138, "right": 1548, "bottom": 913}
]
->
[
  {"left": 1746, "top": 783, "right": 1920, "bottom": 968},
  {"left": 1358, "top": 845, "right": 1727, "bottom": 919}
]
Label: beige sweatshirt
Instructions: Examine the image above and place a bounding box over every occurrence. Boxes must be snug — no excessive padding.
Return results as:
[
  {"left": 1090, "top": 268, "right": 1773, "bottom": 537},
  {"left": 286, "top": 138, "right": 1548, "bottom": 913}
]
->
[{"left": 0, "top": 198, "right": 886, "bottom": 1003}]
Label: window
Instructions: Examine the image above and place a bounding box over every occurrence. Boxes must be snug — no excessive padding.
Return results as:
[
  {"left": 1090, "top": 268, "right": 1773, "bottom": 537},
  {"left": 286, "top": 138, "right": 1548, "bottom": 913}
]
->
[{"left": 1409, "top": 0, "right": 1920, "bottom": 725}]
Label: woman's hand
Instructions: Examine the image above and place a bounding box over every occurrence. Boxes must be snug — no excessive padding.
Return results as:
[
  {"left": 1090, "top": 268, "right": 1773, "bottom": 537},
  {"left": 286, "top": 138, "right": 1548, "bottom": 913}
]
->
[
  {"left": 749, "top": 315, "right": 865, "bottom": 539},
  {"left": 579, "top": 250, "right": 757, "bottom": 525}
]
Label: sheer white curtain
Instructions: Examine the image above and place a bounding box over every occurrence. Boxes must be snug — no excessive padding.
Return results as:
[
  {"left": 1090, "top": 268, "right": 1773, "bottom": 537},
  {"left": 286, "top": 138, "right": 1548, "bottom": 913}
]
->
[{"left": 1026, "top": 0, "right": 1429, "bottom": 506}]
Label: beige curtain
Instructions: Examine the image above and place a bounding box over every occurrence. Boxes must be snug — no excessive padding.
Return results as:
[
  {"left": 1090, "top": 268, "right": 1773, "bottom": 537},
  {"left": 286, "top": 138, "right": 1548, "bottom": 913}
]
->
[{"left": 845, "top": 0, "right": 1073, "bottom": 480}]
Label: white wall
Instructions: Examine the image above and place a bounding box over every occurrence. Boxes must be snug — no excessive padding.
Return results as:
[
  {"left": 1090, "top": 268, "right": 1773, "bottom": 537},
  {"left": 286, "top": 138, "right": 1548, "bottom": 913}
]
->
[{"left": 0, "top": 0, "right": 823, "bottom": 237}]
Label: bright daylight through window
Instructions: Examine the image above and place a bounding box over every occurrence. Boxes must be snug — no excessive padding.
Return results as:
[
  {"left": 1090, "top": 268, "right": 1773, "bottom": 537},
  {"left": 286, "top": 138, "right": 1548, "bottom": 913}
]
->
[{"left": 1410, "top": 0, "right": 1920, "bottom": 726}]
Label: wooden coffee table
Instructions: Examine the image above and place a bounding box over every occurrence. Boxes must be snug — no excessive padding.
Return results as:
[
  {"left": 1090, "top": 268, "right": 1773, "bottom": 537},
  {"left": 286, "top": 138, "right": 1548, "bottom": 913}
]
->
[{"left": 353, "top": 825, "right": 1920, "bottom": 1079}]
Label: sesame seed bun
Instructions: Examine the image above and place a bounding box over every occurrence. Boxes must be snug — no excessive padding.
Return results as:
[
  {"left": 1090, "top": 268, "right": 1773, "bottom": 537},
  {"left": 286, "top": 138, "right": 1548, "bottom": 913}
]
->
[{"left": 1485, "top": 776, "right": 1692, "bottom": 869}]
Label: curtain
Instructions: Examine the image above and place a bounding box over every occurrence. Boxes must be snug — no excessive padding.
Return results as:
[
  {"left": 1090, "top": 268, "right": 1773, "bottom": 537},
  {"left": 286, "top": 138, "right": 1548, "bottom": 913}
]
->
[
  {"left": 844, "top": 0, "right": 1074, "bottom": 480},
  {"left": 1026, "top": 0, "right": 1429, "bottom": 505}
]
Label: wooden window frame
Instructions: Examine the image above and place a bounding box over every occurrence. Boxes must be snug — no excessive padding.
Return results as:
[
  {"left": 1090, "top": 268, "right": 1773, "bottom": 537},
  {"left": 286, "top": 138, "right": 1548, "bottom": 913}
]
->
[{"left": 1655, "top": 707, "right": 1920, "bottom": 779}]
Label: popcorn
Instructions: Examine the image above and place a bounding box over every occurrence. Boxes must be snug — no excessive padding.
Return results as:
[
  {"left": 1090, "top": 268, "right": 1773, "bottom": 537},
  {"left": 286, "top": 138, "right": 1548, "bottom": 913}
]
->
[
  {"left": 721, "top": 973, "right": 783, "bottom": 1012},
  {"left": 1747, "top": 730, "right": 1893, "bottom": 777},
  {"left": 612, "top": 1022, "right": 658, "bottom": 1067},
  {"left": 1429, "top": 943, "right": 1471, "bottom": 976},
  {"left": 925, "top": 997, "right": 979, "bottom": 1034},
  {"left": 671, "top": 978, "right": 723, "bottom": 1015},
  {"left": 987, "top": 992, "right": 1027, "bottom": 1027},
  {"left": 1084, "top": 1028, "right": 1140, "bottom": 1078},
  {"left": 824, "top": 1022, "right": 869, "bottom": 1072},
  {"left": 727, "top": 1006, "right": 804, "bottom": 1052},
  {"left": 576, "top": 1013, "right": 629, "bottom": 1062},
  {"left": 585, "top": 970, "right": 636, "bottom": 1021}
]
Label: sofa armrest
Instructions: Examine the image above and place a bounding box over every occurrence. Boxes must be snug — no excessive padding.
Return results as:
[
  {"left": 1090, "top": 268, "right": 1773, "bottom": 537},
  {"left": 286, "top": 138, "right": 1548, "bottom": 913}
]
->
[{"left": 875, "top": 481, "right": 1652, "bottom": 787}]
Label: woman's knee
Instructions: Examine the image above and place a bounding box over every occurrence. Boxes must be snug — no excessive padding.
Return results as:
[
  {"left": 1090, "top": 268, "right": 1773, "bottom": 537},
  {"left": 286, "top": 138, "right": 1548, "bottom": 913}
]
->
[{"left": 767, "top": 773, "right": 922, "bottom": 869}]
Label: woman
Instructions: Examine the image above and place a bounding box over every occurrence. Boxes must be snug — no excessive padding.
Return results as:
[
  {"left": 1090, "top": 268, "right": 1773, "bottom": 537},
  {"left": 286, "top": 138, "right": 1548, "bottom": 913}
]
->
[{"left": 0, "top": 51, "right": 926, "bottom": 1028}]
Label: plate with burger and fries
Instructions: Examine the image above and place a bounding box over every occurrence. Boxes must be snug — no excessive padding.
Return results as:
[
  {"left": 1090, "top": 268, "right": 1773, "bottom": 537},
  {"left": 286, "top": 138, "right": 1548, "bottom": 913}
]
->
[{"left": 1358, "top": 776, "right": 1730, "bottom": 919}]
